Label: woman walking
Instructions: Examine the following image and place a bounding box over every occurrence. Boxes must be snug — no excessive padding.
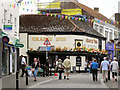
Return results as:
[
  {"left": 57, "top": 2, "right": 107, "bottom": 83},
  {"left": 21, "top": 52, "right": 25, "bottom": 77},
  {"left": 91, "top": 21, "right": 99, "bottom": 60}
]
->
[
  {"left": 55, "top": 59, "right": 64, "bottom": 80},
  {"left": 31, "top": 58, "right": 40, "bottom": 81},
  {"left": 91, "top": 59, "right": 99, "bottom": 81}
]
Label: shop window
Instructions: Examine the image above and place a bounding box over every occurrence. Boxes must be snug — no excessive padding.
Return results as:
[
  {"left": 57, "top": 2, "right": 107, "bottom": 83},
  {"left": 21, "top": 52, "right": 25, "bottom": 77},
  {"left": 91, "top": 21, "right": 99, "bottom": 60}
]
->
[{"left": 4, "top": 9, "right": 7, "bottom": 24}]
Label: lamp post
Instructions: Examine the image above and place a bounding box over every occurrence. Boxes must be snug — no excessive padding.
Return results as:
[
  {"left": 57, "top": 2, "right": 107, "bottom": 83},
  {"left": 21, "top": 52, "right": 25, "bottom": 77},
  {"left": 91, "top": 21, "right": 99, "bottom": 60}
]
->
[{"left": 14, "top": 0, "right": 23, "bottom": 90}]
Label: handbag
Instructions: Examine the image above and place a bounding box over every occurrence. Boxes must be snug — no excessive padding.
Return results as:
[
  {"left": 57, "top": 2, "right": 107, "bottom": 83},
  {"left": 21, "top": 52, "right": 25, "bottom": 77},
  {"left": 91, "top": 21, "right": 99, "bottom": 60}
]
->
[
  {"left": 55, "top": 73, "right": 58, "bottom": 76},
  {"left": 27, "top": 70, "right": 32, "bottom": 77}
]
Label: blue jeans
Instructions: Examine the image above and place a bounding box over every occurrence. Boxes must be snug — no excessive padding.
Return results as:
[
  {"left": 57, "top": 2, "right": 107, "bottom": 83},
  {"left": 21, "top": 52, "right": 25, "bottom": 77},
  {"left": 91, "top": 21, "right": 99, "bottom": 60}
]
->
[{"left": 34, "top": 69, "right": 38, "bottom": 78}]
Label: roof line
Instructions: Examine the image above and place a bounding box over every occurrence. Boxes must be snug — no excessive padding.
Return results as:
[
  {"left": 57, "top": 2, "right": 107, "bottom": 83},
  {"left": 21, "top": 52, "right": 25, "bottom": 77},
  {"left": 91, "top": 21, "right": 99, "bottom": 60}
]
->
[
  {"left": 72, "top": 27, "right": 77, "bottom": 31},
  {"left": 68, "top": 19, "right": 86, "bottom": 32}
]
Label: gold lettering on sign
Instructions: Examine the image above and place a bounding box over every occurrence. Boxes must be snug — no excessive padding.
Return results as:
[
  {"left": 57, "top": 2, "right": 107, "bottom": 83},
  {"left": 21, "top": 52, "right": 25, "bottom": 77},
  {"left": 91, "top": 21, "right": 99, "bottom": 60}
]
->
[
  {"left": 32, "top": 37, "right": 66, "bottom": 41},
  {"left": 86, "top": 38, "right": 97, "bottom": 44},
  {"left": 32, "top": 37, "right": 36, "bottom": 41},
  {"left": 56, "top": 37, "right": 66, "bottom": 41}
]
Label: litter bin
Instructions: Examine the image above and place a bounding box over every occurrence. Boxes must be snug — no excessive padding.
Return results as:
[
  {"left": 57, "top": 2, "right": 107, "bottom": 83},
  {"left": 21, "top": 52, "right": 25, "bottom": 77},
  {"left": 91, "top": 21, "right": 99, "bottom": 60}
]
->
[{"left": 73, "top": 66, "right": 76, "bottom": 73}]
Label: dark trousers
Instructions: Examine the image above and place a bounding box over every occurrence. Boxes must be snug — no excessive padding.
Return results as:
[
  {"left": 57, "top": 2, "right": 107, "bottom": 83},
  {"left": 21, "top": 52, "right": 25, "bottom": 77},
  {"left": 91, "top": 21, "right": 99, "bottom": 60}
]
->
[
  {"left": 85, "top": 67, "right": 87, "bottom": 73},
  {"left": 21, "top": 65, "right": 26, "bottom": 76},
  {"left": 108, "top": 71, "right": 110, "bottom": 80},
  {"left": 59, "top": 71, "right": 62, "bottom": 79},
  {"left": 92, "top": 69, "right": 98, "bottom": 81},
  {"left": 45, "top": 66, "right": 49, "bottom": 76},
  {"left": 112, "top": 72, "right": 117, "bottom": 78}
]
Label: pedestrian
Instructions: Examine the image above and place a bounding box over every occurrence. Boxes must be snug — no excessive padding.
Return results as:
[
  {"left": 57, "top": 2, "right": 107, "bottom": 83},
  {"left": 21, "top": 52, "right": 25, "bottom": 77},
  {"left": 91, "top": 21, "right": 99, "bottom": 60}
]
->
[
  {"left": 45, "top": 59, "right": 49, "bottom": 76},
  {"left": 63, "top": 56, "right": 71, "bottom": 80},
  {"left": 31, "top": 58, "right": 40, "bottom": 81},
  {"left": 89, "top": 61, "right": 92, "bottom": 73},
  {"left": 111, "top": 57, "right": 119, "bottom": 82},
  {"left": 91, "top": 59, "right": 99, "bottom": 81},
  {"left": 37, "top": 57, "right": 41, "bottom": 68},
  {"left": 118, "top": 59, "right": 120, "bottom": 76},
  {"left": 55, "top": 59, "right": 64, "bottom": 80},
  {"left": 20, "top": 55, "right": 27, "bottom": 77},
  {"left": 100, "top": 57, "right": 110, "bottom": 83},
  {"left": 53, "top": 57, "right": 58, "bottom": 68},
  {"left": 108, "top": 58, "right": 111, "bottom": 80},
  {"left": 84, "top": 60, "right": 88, "bottom": 73}
]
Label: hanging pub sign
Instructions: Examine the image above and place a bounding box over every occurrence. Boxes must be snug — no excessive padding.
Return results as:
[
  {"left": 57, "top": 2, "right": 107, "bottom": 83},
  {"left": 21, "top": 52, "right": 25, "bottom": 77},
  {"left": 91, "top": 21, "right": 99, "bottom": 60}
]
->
[
  {"left": 76, "top": 56, "right": 81, "bottom": 66},
  {"left": 15, "top": 43, "right": 24, "bottom": 48},
  {"left": 2, "top": 36, "right": 9, "bottom": 43},
  {"left": 3, "top": 25, "right": 12, "bottom": 30}
]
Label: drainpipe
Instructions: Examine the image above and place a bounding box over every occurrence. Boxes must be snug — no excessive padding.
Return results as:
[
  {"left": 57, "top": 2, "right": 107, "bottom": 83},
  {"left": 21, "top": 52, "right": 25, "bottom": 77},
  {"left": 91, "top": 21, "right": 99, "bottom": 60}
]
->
[{"left": 0, "top": 28, "right": 2, "bottom": 90}]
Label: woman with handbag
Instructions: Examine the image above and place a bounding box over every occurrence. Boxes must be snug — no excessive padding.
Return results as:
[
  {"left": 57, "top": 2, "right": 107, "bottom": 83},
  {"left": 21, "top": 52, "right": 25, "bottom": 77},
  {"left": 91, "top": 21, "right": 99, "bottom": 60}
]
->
[
  {"left": 31, "top": 58, "right": 40, "bottom": 82},
  {"left": 55, "top": 59, "right": 64, "bottom": 80}
]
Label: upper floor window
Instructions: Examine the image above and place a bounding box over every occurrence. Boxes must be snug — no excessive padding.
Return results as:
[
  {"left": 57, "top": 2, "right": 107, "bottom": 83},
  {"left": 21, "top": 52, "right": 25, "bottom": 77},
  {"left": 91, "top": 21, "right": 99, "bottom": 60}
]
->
[
  {"left": 114, "top": 31, "right": 118, "bottom": 39},
  {"left": 4, "top": 9, "right": 7, "bottom": 24},
  {"left": 14, "top": 18, "right": 17, "bottom": 28},
  {"left": 9, "top": 14, "right": 13, "bottom": 24}
]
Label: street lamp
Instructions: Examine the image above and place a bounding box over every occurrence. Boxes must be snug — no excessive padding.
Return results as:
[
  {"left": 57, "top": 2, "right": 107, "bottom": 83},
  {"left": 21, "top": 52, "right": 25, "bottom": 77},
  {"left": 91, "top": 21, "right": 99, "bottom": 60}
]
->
[{"left": 14, "top": 0, "right": 23, "bottom": 90}]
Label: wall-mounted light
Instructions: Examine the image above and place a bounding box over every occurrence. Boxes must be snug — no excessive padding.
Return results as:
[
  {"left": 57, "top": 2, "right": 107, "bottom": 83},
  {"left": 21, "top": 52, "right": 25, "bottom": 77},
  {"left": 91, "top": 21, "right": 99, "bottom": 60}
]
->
[{"left": 15, "top": 0, "right": 23, "bottom": 3}]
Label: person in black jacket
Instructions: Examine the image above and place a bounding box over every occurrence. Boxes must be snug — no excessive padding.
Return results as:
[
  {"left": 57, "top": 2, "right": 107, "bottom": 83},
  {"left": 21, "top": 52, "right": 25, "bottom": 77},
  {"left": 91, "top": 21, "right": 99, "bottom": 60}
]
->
[
  {"left": 45, "top": 59, "right": 49, "bottom": 76},
  {"left": 31, "top": 58, "right": 40, "bottom": 81}
]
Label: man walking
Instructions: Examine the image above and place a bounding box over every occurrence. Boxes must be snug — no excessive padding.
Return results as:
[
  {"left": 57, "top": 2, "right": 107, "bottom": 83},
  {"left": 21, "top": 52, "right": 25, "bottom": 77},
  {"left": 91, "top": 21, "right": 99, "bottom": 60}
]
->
[
  {"left": 63, "top": 56, "right": 71, "bottom": 80},
  {"left": 20, "top": 55, "right": 26, "bottom": 77},
  {"left": 91, "top": 59, "right": 99, "bottom": 81},
  {"left": 111, "top": 57, "right": 119, "bottom": 82},
  {"left": 100, "top": 57, "right": 110, "bottom": 83}
]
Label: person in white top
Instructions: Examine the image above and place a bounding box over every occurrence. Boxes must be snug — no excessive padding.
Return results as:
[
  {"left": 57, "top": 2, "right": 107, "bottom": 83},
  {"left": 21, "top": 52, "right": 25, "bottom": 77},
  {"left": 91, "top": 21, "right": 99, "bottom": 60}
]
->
[
  {"left": 20, "top": 55, "right": 26, "bottom": 77},
  {"left": 111, "top": 57, "right": 119, "bottom": 82}
]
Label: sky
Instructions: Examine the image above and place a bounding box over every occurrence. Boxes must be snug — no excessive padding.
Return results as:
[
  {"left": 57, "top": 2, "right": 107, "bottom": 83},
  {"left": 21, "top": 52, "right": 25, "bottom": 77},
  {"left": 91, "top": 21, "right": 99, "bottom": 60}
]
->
[{"left": 19, "top": 0, "right": 120, "bottom": 19}]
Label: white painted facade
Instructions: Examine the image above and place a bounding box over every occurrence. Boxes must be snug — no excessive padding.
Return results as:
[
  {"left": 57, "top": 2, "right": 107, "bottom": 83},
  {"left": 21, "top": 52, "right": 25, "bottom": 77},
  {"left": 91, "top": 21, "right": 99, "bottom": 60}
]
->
[
  {"left": 20, "top": 33, "right": 106, "bottom": 71},
  {"left": 0, "top": 0, "right": 19, "bottom": 41},
  {"left": 0, "top": 0, "right": 19, "bottom": 75},
  {"left": 93, "top": 18, "right": 118, "bottom": 43}
]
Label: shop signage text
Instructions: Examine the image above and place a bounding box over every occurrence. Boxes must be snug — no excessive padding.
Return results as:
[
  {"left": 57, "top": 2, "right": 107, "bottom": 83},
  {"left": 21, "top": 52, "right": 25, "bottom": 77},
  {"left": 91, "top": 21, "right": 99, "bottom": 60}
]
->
[
  {"left": 106, "top": 43, "right": 114, "bottom": 51},
  {"left": 3, "top": 25, "right": 12, "bottom": 30},
  {"left": 15, "top": 43, "right": 24, "bottom": 48},
  {"left": 76, "top": 56, "right": 81, "bottom": 66},
  {"left": 32, "top": 37, "right": 66, "bottom": 41},
  {"left": 38, "top": 46, "right": 51, "bottom": 51},
  {"left": 86, "top": 38, "right": 97, "bottom": 44}
]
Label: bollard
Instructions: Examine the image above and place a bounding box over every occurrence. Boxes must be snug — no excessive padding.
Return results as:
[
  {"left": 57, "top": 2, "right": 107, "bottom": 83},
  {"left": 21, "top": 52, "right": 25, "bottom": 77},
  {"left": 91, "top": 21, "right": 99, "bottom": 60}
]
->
[
  {"left": 79, "top": 66, "right": 80, "bottom": 73},
  {"left": 16, "top": 71, "right": 19, "bottom": 90},
  {"left": 26, "top": 70, "right": 28, "bottom": 85}
]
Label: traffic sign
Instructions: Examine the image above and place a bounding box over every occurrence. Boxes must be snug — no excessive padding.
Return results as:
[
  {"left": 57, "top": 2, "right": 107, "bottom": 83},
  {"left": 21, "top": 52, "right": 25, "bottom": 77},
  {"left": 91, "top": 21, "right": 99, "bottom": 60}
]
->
[{"left": 43, "top": 38, "right": 51, "bottom": 45}]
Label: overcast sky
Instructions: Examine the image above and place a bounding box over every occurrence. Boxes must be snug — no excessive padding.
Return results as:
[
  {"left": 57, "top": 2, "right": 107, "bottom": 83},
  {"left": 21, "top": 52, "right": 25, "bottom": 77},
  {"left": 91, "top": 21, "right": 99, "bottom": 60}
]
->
[{"left": 20, "top": 0, "right": 120, "bottom": 19}]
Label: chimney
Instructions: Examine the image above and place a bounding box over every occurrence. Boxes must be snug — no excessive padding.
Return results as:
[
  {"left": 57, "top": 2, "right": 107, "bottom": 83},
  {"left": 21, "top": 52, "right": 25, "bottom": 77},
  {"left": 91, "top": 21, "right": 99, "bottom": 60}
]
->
[
  {"left": 115, "top": 13, "right": 120, "bottom": 28},
  {"left": 94, "top": 7, "right": 99, "bottom": 12},
  {"left": 119, "top": 1, "right": 120, "bottom": 13}
]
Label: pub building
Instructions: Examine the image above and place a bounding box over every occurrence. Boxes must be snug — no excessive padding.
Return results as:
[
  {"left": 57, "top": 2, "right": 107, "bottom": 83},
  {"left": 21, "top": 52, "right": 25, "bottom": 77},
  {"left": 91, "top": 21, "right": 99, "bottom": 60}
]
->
[{"left": 19, "top": 14, "right": 107, "bottom": 72}]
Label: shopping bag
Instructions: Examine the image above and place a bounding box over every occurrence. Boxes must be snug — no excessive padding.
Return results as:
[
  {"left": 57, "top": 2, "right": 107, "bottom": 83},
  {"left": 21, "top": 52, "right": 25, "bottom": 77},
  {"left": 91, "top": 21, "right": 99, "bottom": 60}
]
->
[
  {"left": 28, "top": 70, "right": 32, "bottom": 77},
  {"left": 55, "top": 73, "right": 57, "bottom": 76}
]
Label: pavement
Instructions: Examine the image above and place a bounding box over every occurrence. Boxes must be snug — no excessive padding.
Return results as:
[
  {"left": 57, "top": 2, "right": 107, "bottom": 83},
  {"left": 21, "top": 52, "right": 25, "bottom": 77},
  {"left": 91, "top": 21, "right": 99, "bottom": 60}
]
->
[
  {"left": 29, "top": 73, "right": 108, "bottom": 88},
  {"left": 2, "top": 72, "right": 119, "bottom": 89}
]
